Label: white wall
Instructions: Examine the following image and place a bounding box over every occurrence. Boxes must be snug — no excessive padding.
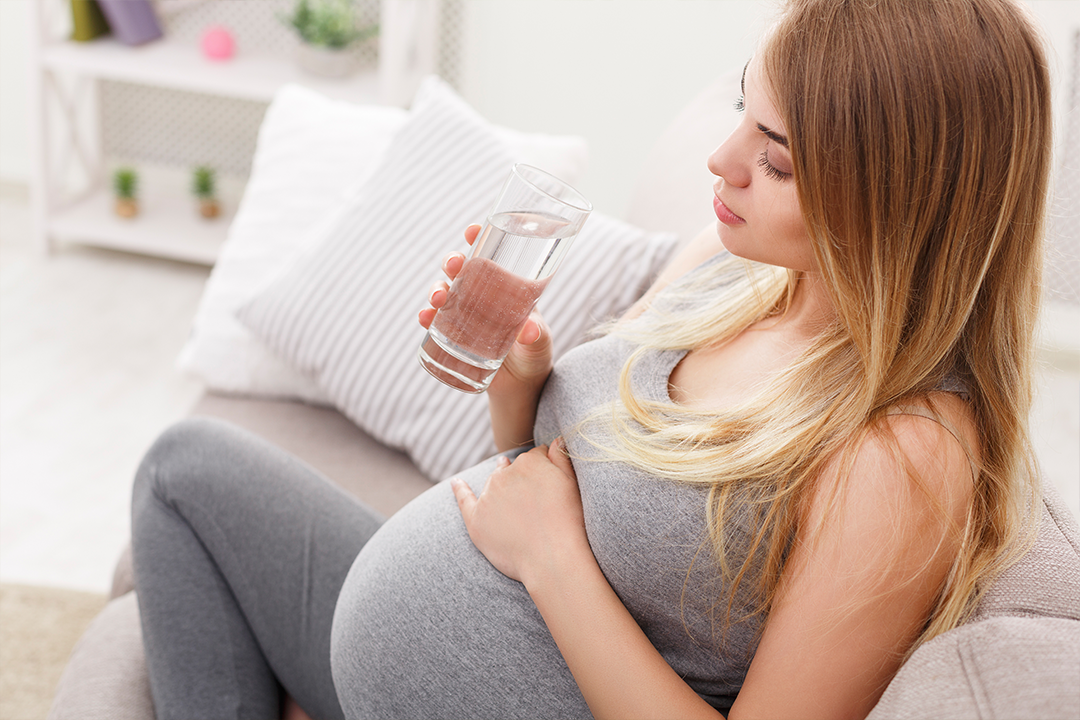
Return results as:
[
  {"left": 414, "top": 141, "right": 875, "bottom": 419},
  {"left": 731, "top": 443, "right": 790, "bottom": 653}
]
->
[
  {"left": 456, "top": 0, "right": 1079, "bottom": 217},
  {"left": 1, "top": 0, "right": 1076, "bottom": 215},
  {"left": 457, "top": 0, "right": 773, "bottom": 216}
]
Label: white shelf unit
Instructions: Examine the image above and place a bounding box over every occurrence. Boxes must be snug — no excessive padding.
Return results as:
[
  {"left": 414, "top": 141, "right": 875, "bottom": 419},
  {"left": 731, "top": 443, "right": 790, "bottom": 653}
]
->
[
  {"left": 28, "top": 0, "right": 442, "bottom": 265},
  {"left": 39, "top": 36, "right": 383, "bottom": 104}
]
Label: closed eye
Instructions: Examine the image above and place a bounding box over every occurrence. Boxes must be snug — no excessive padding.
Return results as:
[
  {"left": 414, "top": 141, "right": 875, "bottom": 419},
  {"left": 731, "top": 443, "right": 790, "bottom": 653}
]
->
[
  {"left": 758, "top": 151, "right": 792, "bottom": 181},
  {"left": 734, "top": 95, "right": 745, "bottom": 113}
]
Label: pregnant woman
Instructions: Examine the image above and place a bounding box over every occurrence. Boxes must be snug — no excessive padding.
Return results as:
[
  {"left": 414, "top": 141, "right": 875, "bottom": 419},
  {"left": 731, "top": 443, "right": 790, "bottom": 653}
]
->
[{"left": 131, "top": 0, "right": 1053, "bottom": 717}]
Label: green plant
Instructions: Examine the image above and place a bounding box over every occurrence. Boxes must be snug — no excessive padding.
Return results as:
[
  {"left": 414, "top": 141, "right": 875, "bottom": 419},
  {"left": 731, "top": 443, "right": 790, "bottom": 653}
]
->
[
  {"left": 191, "top": 166, "right": 216, "bottom": 199},
  {"left": 280, "top": 0, "right": 378, "bottom": 49},
  {"left": 113, "top": 167, "right": 138, "bottom": 199}
]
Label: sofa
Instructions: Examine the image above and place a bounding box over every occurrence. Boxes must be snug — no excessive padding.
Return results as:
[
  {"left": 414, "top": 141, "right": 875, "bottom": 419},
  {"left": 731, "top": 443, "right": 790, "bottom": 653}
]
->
[{"left": 48, "top": 73, "right": 1080, "bottom": 719}]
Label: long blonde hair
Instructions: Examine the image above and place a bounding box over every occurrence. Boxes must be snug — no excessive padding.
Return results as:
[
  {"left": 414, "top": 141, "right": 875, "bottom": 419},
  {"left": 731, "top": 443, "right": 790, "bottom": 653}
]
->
[{"left": 595, "top": 0, "right": 1052, "bottom": 651}]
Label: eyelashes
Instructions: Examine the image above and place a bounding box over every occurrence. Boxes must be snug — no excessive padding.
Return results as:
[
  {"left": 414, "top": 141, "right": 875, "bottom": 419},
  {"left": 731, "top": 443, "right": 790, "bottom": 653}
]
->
[
  {"left": 736, "top": 94, "right": 791, "bottom": 181},
  {"left": 758, "top": 151, "right": 792, "bottom": 181}
]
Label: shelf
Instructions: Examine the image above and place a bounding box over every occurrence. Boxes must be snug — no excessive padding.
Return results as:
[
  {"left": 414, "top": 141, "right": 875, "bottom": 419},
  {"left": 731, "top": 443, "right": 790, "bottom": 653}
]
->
[
  {"left": 48, "top": 166, "right": 243, "bottom": 266},
  {"left": 31, "top": 0, "right": 442, "bottom": 264},
  {"left": 41, "top": 37, "right": 382, "bottom": 104}
]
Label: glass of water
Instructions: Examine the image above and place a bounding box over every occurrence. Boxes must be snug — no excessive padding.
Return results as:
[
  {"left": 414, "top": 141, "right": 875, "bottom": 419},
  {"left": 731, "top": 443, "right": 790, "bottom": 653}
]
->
[{"left": 418, "top": 164, "right": 592, "bottom": 393}]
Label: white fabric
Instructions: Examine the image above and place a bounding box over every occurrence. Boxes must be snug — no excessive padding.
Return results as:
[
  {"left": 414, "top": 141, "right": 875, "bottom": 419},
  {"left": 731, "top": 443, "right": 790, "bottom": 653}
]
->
[
  {"left": 237, "top": 76, "right": 678, "bottom": 480},
  {"left": 176, "top": 82, "right": 590, "bottom": 403}
]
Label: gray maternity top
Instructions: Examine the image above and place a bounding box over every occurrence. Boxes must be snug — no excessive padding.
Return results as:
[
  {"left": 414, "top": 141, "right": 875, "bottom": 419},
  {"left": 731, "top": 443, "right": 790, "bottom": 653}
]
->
[{"left": 332, "top": 254, "right": 760, "bottom": 719}]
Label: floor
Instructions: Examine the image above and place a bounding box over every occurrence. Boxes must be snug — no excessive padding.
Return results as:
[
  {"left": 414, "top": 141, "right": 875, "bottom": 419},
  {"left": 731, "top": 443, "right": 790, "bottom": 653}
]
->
[
  {"left": 1, "top": 184, "right": 1078, "bottom": 595},
  {"left": 1, "top": 185, "right": 209, "bottom": 593}
]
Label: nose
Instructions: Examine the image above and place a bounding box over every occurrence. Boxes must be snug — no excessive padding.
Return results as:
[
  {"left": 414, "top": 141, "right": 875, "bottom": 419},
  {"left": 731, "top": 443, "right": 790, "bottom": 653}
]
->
[{"left": 707, "top": 128, "right": 752, "bottom": 189}]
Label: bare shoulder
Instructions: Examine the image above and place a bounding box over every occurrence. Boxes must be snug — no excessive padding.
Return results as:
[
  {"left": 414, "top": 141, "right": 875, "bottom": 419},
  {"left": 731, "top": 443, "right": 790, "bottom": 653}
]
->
[
  {"left": 735, "top": 392, "right": 981, "bottom": 719},
  {"left": 874, "top": 391, "right": 979, "bottom": 519},
  {"left": 806, "top": 390, "right": 979, "bottom": 558}
]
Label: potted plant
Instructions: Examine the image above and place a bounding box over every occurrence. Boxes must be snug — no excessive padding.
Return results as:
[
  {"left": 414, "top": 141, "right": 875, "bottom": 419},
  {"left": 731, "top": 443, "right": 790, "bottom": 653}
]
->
[
  {"left": 191, "top": 165, "right": 220, "bottom": 219},
  {"left": 279, "top": 0, "right": 378, "bottom": 78},
  {"left": 112, "top": 167, "right": 139, "bottom": 218}
]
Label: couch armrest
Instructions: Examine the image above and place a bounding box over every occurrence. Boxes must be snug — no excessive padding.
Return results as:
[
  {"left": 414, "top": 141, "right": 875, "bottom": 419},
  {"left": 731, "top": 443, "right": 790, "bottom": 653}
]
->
[
  {"left": 47, "top": 593, "right": 155, "bottom": 720},
  {"left": 866, "top": 616, "right": 1080, "bottom": 720}
]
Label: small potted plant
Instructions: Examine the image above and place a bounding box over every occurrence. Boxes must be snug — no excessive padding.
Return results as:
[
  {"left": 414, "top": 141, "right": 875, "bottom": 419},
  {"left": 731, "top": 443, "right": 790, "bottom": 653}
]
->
[
  {"left": 112, "top": 167, "right": 139, "bottom": 218},
  {"left": 280, "top": 0, "right": 378, "bottom": 78},
  {"left": 191, "top": 165, "right": 220, "bottom": 219}
]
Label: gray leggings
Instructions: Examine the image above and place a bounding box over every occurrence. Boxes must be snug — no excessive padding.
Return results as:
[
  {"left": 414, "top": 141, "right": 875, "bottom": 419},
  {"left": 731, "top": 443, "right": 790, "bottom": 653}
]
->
[{"left": 131, "top": 418, "right": 383, "bottom": 720}]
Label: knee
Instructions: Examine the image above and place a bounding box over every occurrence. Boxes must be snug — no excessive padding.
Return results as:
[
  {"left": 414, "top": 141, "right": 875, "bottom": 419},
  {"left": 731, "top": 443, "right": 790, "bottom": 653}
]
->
[{"left": 132, "top": 417, "right": 236, "bottom": 514}]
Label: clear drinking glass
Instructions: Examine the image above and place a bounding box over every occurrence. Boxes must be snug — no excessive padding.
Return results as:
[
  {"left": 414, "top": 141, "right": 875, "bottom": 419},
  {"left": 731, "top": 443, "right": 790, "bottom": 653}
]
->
[{"left": 418, "top": 164, "right": 592, "bottom": 393}]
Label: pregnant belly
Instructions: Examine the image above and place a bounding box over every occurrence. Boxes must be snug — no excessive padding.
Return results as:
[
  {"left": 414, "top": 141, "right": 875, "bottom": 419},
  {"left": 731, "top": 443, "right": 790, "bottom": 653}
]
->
[{"left": 329, "top": 456, "right": 590, "bottom": 720}]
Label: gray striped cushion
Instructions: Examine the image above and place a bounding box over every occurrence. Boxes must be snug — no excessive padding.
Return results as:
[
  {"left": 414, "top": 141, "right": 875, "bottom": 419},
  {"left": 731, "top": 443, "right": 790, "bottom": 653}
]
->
[{"left": 238, "top": 76, "right": 678, "bottom": 480}]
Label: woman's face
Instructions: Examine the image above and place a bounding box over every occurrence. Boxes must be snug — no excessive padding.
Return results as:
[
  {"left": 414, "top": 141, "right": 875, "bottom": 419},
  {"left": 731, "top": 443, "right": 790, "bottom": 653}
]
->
[{"left": 708, "top": 59, "right": 816, "bottom": 273}]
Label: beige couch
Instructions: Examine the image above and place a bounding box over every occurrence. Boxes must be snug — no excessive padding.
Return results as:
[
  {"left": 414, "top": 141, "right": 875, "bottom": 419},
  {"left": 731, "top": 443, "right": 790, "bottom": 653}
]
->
[{"left": 48, "top": 76, "right": 1080, "bottom": 719}]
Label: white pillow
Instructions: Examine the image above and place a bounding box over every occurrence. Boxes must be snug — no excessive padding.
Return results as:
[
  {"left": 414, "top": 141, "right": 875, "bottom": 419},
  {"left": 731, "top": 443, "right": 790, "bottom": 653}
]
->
[
  {"left": 176, "top": 82, "right": 590, "bottom": 402},
  {"left": 237, "top": 76, "right": 678, "bottom": 480}
]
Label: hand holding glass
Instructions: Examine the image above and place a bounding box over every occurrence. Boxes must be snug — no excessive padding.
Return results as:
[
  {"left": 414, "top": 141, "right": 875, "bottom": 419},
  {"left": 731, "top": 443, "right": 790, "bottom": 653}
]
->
[{"left": 419, "top": 164, "right": 592, "bottom": 393}]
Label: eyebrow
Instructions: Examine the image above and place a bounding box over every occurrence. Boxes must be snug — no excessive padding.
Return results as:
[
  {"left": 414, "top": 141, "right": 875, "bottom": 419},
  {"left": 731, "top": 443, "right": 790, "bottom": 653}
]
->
[
  {"left": 757, "top": 123, "right": 789, "bottom": 148},
  {"left": 742, "top": 59, "right": 790, "bottom": 148}
]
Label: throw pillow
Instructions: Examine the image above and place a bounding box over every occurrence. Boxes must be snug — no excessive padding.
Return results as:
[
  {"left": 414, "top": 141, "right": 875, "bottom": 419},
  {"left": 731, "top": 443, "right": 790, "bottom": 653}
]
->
[
  {"left": 238, "top": 76, "right": 679, "bottom": 480},
  {"left": 176, "top": 82, "right": 590, "bottom": 403}
]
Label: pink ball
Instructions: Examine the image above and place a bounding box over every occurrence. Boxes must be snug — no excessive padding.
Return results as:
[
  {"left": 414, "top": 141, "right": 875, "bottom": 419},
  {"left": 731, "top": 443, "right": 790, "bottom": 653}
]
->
[{"left": 201, "top": 26, "right": 235, "bottom": 61}]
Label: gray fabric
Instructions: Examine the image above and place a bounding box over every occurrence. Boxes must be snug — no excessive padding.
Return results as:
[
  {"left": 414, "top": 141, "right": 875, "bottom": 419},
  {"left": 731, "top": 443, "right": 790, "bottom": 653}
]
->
[
  {"left": 332, "top": 255, "right": 757, "bottom": 718},
  {"left": 533, "top": 336, "right": 761, "bottom": 710},
  {"left": 107, "top": 391, "right": 434, "bottom": 603},
  {"left": 331, "top": 453, "right": 593, "bottom": 720},
  {"left": 68, "top": 251, "right": 1080, "bottom": 719},
  {"left": 189, "top": 392, "right": 433, "bottom": 518},
  {"left": 866, "top": 616, "right": 1080, "bottom": 720},
  {"left": 132, "top": 418, "right": 385, "bottom": 720},
  {"left": 47, "top": 593, "right": 155, "bottom": 720}
]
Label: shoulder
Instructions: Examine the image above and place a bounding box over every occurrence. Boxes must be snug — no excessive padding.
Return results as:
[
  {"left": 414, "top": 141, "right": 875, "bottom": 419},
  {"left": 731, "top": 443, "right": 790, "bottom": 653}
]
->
[
  {"left": 810, "top": 391, "right": 978, "bottom": 555},
  {"left": 878, "top": 391, "right": 979, "bottom": 513},
  {"left": 739, "top": 393, "right": 980, "bottom": 720}
]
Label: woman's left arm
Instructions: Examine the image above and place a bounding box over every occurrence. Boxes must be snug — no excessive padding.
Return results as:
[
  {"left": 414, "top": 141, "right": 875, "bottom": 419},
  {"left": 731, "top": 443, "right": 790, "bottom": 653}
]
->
[
  {"left": 450, "top": 442, "right": 724, "bottom": 720},
  {"left": 730, "top": 403, "right": 977, "bottom": 720}
]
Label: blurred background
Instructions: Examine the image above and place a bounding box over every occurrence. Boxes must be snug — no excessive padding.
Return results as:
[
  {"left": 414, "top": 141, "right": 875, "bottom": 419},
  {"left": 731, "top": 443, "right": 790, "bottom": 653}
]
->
[{"left": 3, "top": 0, "right": 1075, "bottom": 215}]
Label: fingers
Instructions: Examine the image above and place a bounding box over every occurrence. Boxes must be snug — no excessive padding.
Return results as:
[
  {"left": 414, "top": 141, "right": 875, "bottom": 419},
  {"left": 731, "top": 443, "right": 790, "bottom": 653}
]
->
[
  {"left": 442, "top": 252, "right": 466, "bottom": 281},
  {"left": 420, "top": 225, "right": 478, "bottom": 330},
  {"left": 419, "top": 279, "right": 450, "bottom": 329},
  {"left": 464, "top": 223, "right": 482, "bottom": 246},
  {"left": 450, "top": 477, "right": 477, "bottom": 520},
  {"left": 515, "top": 313, "right": 550, "bottom": 347},
  {"left": 546, "top": 437, "right": 576, "bottom": 478},
  {"left": 429, "top": 280, "right": 449, "bottom": 308},
  {"left": 516, "top": 317, "right": 542, "bottom": 346}
]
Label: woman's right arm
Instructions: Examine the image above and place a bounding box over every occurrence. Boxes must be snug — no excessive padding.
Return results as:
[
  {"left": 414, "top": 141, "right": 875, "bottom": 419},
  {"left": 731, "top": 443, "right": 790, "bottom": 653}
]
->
[
  {"left": 419, "top": 222, "right": 726, "bottom": 451},
  {"left": 418, "top": 225, "right": 553, "bottom": 453}
]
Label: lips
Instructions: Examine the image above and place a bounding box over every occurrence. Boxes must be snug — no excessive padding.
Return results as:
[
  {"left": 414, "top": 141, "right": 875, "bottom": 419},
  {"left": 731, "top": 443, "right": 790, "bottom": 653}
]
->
[{"left": 714, "top": 196, "right": 745, "bottom": 225}]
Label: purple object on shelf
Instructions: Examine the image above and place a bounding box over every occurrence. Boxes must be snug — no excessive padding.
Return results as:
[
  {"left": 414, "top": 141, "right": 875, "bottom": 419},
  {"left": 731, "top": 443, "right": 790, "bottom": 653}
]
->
[{"left": 95, "top": 0, "right": 163, "bottom": 46}]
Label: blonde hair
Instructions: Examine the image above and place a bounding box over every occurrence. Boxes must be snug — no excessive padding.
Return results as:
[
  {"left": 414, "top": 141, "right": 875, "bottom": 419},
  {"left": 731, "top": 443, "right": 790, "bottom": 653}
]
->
[{"left": 592, "top": 0, "right": 1052, "bottom": 652}]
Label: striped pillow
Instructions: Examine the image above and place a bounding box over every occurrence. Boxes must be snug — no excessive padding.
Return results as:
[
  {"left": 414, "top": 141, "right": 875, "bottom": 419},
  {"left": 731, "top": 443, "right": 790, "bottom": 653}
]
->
[{"left": 238, "top": 77, "right": 678, "bottom": 480}]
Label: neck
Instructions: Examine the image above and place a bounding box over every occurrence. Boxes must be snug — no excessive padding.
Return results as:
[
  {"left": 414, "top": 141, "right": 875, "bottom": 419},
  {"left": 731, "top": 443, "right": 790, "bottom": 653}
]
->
[{"left": 757, "top": 271, "right": 836, "bottom": 341}]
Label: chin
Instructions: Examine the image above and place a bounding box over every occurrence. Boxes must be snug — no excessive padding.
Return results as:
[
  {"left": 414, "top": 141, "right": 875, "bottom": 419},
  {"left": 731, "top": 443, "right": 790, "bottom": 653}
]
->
[{"left": 714, "top": 227, "right": 755, "bottom": 263}]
